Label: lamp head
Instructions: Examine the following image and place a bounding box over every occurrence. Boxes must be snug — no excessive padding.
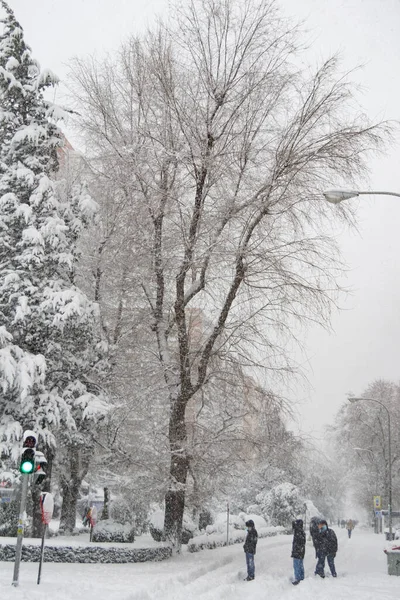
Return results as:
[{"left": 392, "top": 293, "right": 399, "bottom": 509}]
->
[{"left": 323, "top": 189, "right": 359, "bottom": 204}]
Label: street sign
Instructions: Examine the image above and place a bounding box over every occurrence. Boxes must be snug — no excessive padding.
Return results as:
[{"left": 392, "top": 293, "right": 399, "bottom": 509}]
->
[
  {"left": 373, "top": 495, "right": 381, "bottom": 509},
  {"left": 375, "top": 510, "right": 382, "bottom": 517},
  {"left": 90, "top": 505, "right": 97, "bottom": 527},
  {"left": 40, "top": 493, "right": 54, "bottom": 525}
]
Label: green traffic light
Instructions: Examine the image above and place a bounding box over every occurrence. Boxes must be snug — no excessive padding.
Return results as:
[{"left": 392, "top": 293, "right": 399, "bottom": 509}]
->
[{"left": 20, "top": 461, "right": 34, "bottom": 474}]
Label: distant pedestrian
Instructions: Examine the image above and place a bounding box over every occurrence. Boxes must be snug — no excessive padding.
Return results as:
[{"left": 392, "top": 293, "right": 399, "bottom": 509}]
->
[
  {"left": 340, "top": 519, "right": 345, "bottom": 528},
  {"left": 315, "top": 520, "right": 338, "bottom": 578},
  {"left": 82, "top": 506, "right": 92, "bottom": 527},
  {"left": 243, "top": 519, "right": 258, "bottom": 581},
  {"left": 346, "top": 519, "right": 355, "bottom": 538},
  {"left": 291, "top": 519, "right": 306, "bottom": 585}
]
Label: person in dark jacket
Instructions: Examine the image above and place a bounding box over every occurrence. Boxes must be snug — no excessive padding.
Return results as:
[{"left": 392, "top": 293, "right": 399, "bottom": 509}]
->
[
  {"left": 310, "top": 516, "right": 322, "bottom": 558},
  {"left": 243, "top": 519, "right": 258, "bottom": 581},
  {"left": 291, "top": 519, "right": 306, "bottom": 585},
  {"left": 315, "top": 520, "right": 338, "bottom": 578}
]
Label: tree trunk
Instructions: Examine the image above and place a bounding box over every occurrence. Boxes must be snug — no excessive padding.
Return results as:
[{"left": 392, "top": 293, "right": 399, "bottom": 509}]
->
[
  {"left": 102, "top": 487, "right": 110, "bottom": 520},
  {"left": 59, "top": 483, "right": 77, "bottom": 533},
  {"left": 164, "top": 398, "right": 189, "bottom": 552},
  {"left": 31, "top": 485, "right": 42, "bottom": 538},
  {"left": 59, "top": 446, "right": 90, "bottom": 534}
]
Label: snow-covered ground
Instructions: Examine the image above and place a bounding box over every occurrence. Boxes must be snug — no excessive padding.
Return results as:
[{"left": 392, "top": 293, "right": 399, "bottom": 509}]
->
[{"left": 0, "top": 527, "right": 398, "bottom": 600}]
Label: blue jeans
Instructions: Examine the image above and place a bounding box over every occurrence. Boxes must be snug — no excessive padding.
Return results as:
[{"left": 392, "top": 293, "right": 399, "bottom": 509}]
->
[
  {"left": 246, "top": 552, "right": 255, "bottom": 578},
  {"left": 315, "top": 551, "right": 325, "bottom": 576},
  {"left": 293, "top": 558, "right": 304, "bottom": 581},
  {"left": 348, "top": 529, "right": 352, "bottom": 538},
  {"left": 327, "top": 555, "right": 337, "bottom": 576},
  {"left": 315, "top": 553, "right": 337, "bottom": 577}
]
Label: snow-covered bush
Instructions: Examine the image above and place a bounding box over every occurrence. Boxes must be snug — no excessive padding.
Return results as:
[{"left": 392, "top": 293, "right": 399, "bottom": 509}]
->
[
  {"left": 148, "top": 509, "right": 198, "bottom": 544},
  {"left": 92, "top": 519, "right": 135, "bottom": 543},
  {"left": 246, "top": 504, "right": 262, "bottom": 516},
  {"left": 110, "top": 497, "right": 138, "bottom": 526},
  {"left": 149, "top": 510, "right": 164, "bottom": 542},
  {"left": 256, "top": 483, "right": 305, "bottom": 527},
  {"left": 0, "top": 500, "right": 18, "bottom": 537},
  {"left": 238, "top": 512, "right": 268, "bottom": 530},
  {"left": 181, "top": 513, "right": 198, "bottom": 544},
  {"left": 188, "top": 524, "right": 285, "bottom": 552},
  {"left": 208, "top": 511, "right": 267, "bottom": 535},
  {"left": 198, "top": 509, "right": 213, "bottom": 531}
]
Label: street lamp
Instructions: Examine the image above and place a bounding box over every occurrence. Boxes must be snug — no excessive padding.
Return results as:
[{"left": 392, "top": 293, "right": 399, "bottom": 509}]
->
[
  {"left": 323, "top": 189, "right": 400, "bottom": 204},
  {"left": 348, "top": 397, "right": 393, "bottom": 540}
]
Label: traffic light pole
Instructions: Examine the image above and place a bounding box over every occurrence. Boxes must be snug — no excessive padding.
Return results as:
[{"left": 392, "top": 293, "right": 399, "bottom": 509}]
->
[{"left": 12, "top": 473, "right": 30, "bottom": 587}]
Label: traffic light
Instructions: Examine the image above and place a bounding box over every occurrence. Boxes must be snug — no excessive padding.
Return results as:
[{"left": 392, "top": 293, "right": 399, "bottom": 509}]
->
[
  {"left": 19, "top": 430, "right": 37, "bottom": 474},
  {"left": 34, "top": 451, "right": 47, "bottom": 485}
]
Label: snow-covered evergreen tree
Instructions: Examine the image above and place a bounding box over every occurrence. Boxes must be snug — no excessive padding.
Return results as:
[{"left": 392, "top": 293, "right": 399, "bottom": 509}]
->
[{"left": 0, "top": 0, "right": 108, "bottom": 484}]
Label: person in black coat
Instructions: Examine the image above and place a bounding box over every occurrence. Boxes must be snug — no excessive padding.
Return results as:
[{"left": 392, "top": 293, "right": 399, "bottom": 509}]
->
[
  {"left": 243, "top": 519, "right": 258, "bottom": 581},
  {"left": 315, "top": 519, "right": 338, "bottom": 578},
  {"left": 291, "top": 519, "right": 306, "bottom": 585},
  {"left": 310, "top": 517, "right": 322, "bottom": 558}
]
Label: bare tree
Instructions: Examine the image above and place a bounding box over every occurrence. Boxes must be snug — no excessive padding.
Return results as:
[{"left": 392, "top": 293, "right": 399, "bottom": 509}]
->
[
  {"left": 333, "top": 380, "right": 400, "bottom": 515},
  {"left": 69, "top": 0, "right": 389, "bottom": 549}
]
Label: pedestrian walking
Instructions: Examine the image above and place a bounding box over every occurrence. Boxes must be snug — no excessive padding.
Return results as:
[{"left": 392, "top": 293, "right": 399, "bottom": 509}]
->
[
  {"left": 315, "top": 520, "right": 338, "bottom": 578},
  {"left": 243, "top": 519, "right": 258, "bottom": 581},
  {"left": 346, "top": 518, "right": 355, "bottom": 538},
  {"left": 291, "top": 519, "right": 306, "bottom": 585}
]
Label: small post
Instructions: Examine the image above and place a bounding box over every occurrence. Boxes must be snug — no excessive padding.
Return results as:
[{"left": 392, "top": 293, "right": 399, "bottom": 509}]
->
[
  {"left": 37, "top": 523, "right": 47, "bottom": 584},
  {"left": 226, "top": 500, "right": 230, "bottom": 547},
  {"left": 36, "top": 491, "right": 53, "bottom": 585},
  {"left": 12, "top": 474, "right": 30, "bottom": 587}
]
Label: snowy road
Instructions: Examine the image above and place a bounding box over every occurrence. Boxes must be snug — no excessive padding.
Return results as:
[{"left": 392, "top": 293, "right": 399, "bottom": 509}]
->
[{"left": 0, "top": 528, "right": 398, "bottom": 600}]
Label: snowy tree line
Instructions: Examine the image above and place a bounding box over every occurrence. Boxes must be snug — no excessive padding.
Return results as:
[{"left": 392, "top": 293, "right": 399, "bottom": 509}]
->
[
  {"left": 0, "top": 0, "right": 390, "bottom": 548},
  {"left": 330, "top": 379, "right": 400, "bottom": 519}
]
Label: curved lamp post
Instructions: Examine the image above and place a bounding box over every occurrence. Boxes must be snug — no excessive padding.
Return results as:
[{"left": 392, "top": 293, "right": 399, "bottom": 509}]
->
[
  {"left": 323, "top": 189, "right": 400, "bottom": 204},
  {"left": 348, "top": 397, "right": 393, "bottom": 540}
]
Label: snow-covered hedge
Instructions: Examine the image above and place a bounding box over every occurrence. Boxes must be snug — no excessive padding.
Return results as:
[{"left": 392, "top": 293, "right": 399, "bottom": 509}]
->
[
  {"left": 0, "top": 543, "right": 171, "bottom": 563},
  {"left": 92, "top": 519, "right": 135, "bottom": 543},
  {"left": 188, "top": 525, "right": 285, "bottom": 552}
]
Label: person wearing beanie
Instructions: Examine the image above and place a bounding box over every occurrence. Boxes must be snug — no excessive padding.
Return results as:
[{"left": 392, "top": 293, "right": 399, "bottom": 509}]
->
[
  {"left": 291, "top": 519, "right": 306, "bottom": 585},
  {"left": 243, "top": 519, "right": 258, "bottom": 581}
]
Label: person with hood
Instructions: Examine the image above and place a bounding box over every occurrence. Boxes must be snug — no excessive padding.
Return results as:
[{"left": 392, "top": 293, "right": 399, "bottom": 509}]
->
[
  {"left": 291, "top": 519, "right": 306, "bottom": 585},
  {"left": 315, "top": 519, "right": 338, "bottom": 578},
  {"left": 243, "top": 519, "right": 258, "bottom": 581},
  {"left": 309, "top": 516, "right": 322, "bottom": 558}
]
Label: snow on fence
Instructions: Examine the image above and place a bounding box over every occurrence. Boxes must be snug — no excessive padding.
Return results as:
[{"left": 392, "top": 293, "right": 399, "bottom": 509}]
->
[
  {"left": 0, "top": 543, "right": 171, "bottom": 563},
  {"left": 187, "top": 525, "right": 285, "bottom": 552}
]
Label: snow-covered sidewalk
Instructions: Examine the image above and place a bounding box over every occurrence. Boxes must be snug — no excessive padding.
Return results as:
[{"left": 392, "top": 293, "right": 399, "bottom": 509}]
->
[{"left": 0, "top": 527, "right": 398, "bottom": 599}]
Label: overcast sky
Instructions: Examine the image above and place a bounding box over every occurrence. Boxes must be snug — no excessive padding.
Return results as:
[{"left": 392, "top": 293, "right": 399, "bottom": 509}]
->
[{"left": 9, "top": 0, "right": 400, "bottom": 437}]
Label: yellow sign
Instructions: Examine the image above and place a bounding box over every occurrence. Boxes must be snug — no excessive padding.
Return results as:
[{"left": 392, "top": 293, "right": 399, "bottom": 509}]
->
[{"left": 373, "top": 495, "right": 381, "bottom": 509}]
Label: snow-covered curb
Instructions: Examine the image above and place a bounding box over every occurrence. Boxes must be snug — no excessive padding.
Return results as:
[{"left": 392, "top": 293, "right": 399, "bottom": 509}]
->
[
  {"left": 188, "top": 526, "right": 285, "bottom": 552},
  {"left": 0, "top": 543, "right": 172, "bottom": 563}
]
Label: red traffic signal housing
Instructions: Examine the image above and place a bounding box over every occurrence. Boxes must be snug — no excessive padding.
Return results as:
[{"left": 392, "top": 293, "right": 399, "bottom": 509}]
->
[
  {"left": 23, "top": 436, "right": 36, "bottom": 449},
  {"left": 34, "top": 464, "right": 46, "bottom": 485}
]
